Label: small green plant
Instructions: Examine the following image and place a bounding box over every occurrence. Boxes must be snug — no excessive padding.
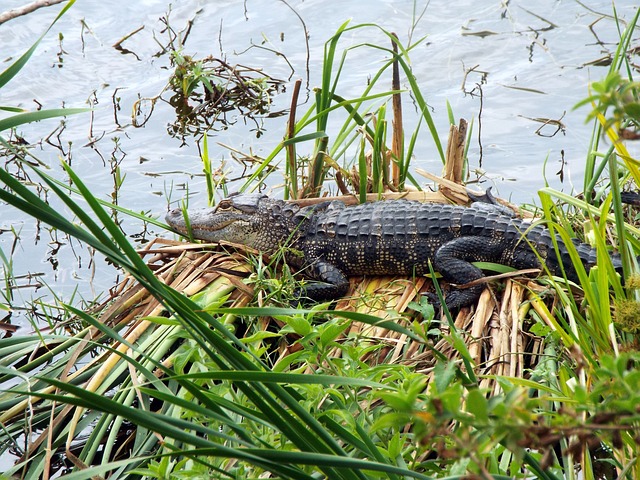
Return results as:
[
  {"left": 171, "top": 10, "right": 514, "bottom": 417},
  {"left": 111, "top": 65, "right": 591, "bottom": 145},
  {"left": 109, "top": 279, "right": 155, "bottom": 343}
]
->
[
  {"left": 577, "top": 6, "right": 640, "bottom": 205},
  {"left": 576, "top": 71, "right": 640, "bottom": 129},
  {"left": 239, "top": 21, "right": 444, "bottom": 200}
]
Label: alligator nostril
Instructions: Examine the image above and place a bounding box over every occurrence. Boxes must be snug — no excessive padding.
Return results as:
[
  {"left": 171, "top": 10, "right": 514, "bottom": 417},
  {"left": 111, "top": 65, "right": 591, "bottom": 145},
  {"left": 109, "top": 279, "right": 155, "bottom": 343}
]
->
[{"left": 165, "top": 209, "right": 183, "bottom": 224}]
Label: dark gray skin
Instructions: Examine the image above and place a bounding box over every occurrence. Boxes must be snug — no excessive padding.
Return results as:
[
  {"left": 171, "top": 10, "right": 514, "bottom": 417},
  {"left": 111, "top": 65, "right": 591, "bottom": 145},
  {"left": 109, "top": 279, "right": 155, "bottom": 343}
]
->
[{"left": 165, "top": 193, "right": 622, "bottom": 308}]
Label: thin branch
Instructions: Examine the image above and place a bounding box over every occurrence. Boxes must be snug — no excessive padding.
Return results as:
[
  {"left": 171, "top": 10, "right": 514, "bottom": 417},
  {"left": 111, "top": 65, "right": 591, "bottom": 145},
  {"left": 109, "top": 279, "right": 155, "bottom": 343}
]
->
[{"left": 0, "top": 0, "right": 68, "bottom": 25}]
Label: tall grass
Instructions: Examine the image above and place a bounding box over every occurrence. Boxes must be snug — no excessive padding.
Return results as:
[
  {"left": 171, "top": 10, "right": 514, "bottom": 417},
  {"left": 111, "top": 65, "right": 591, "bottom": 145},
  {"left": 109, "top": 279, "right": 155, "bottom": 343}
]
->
[
  {"left": 0, "top": 162, "right": 445, "bottom": 479},
  {"left": 239, "top": 22, "right": 444, "bottom": 200},
  {"left": 524, "top": 6, "right": 640, "bottom": 478}
]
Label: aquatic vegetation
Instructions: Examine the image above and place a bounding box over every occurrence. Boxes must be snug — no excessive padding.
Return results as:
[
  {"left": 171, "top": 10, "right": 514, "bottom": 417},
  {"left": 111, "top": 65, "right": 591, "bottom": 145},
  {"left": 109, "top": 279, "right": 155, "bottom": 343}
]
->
[
  {"left": 165, "top": 51, "right": 286, "bottom": 139},
  {"left": 129, "top": 17, "right": 286, "bottom": 142}
]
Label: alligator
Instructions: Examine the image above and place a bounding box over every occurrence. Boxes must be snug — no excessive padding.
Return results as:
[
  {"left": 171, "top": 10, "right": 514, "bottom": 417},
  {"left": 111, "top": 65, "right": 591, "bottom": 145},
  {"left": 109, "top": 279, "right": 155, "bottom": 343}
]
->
[{"left": 165, "top": 193, "right": 623, "bottom": 308}]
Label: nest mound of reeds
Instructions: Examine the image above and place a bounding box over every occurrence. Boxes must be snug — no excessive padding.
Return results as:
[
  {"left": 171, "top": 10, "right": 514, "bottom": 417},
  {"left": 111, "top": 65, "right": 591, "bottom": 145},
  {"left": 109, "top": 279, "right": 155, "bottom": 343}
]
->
[{"left": 98, "top": 205, "right": 551, "bottom": 397}]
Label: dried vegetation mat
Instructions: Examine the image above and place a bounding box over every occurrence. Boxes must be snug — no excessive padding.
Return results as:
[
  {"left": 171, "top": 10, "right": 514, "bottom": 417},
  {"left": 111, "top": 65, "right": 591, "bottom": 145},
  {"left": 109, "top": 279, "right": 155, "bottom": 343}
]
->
[{"left": 92, "top": 231, "right": 560, "bottom": 396}]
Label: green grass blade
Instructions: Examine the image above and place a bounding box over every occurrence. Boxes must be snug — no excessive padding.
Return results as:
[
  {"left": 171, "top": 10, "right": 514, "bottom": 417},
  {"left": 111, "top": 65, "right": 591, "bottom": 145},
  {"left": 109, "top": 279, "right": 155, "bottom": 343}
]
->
[{"left": 0, "top": 108, "right": 89, "bottom": 132}]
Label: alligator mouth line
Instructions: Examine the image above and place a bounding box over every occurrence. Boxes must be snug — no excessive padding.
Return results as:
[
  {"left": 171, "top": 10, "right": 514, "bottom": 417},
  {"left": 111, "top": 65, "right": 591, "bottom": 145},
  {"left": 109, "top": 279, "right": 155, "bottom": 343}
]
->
[{"left": 191, "top": 219, "right": 238, "bottom": 232}]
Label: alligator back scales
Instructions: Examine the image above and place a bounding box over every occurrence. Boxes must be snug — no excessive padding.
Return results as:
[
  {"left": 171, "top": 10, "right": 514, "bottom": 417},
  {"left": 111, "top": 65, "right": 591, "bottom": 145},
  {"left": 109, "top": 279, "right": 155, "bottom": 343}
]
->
[{"left": 165, "top": 193, "right": 621, "bottom": 308}]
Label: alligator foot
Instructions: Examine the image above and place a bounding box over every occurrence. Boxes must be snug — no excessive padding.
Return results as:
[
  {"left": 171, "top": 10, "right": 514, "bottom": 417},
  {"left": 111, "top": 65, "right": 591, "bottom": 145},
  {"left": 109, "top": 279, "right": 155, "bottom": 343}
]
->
[
  {"left": 289, "top": 259, "right": 350, "bottom": 305},
  {"left": 425, "top": 286, "right": 486, "bottom": 312},
  {"left": 621, "top": 191, "right": 640, "bottom": 206}
]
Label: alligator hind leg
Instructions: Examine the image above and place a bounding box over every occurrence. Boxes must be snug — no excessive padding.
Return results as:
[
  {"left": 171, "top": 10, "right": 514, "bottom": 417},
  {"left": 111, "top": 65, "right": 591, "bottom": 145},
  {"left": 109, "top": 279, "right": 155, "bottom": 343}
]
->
[{"left": 433, "top": 236, "right": 505, "bottom": 308}]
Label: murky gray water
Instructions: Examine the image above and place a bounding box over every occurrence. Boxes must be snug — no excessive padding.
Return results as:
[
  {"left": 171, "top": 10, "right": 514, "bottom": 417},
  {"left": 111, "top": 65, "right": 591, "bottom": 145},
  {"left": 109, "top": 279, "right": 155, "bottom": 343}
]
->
[{"left": 0, "top": 0, "right": 638, "bottom": 332}]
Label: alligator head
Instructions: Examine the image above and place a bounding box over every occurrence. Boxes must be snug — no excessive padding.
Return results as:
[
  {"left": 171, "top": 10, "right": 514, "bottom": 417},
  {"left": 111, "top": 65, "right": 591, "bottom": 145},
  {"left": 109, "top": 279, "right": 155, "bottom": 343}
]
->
[{"left": 165, "top": 193, "right": 304, "bottom": 253}]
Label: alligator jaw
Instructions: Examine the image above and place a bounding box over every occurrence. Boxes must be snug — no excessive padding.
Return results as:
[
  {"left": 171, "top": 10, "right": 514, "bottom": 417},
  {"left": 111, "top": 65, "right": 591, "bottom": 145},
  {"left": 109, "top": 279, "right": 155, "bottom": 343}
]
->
[{"left": 165, "top": 208, "right": 247, "bottom": 241}]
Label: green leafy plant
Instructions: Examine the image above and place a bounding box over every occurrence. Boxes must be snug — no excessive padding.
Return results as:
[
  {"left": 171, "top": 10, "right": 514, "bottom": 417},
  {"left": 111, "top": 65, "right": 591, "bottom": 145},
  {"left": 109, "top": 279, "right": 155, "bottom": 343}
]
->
[{"left": 576, "top": 71, "right": 640, "bottom": 129}]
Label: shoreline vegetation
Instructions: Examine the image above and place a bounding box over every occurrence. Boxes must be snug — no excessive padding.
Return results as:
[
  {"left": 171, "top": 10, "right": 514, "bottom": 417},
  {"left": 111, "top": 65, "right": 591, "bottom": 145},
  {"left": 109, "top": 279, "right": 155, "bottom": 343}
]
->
[{"left": 1, "top": 1, "right": 640, "bottom": 478}]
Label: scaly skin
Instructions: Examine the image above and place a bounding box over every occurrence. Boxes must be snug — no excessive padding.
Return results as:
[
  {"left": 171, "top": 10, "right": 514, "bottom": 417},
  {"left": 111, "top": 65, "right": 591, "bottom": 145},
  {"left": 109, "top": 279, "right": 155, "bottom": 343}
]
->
[{"left": 165, "top": 193, "right": 622, "bottom": 308}]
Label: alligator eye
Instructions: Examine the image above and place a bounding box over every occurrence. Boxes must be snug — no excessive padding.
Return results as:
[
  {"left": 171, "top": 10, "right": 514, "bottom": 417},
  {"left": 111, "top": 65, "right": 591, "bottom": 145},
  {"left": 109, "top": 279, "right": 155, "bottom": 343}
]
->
[{"left": 216, "top": 200, "right": 232, "bottom": 211}]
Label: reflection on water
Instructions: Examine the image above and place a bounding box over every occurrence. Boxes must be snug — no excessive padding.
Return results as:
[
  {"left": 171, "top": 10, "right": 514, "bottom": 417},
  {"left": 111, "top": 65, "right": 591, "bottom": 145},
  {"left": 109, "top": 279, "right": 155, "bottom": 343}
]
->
[{"left": 0, "top": 0, "right": 638, "bottom": 332}]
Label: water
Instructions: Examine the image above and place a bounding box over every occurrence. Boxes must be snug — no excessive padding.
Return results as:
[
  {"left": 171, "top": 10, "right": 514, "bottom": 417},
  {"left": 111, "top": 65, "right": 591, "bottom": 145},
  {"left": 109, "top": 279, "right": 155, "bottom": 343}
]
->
[{"left": 0, "top": 0, "right": 638, "bottom": 333}]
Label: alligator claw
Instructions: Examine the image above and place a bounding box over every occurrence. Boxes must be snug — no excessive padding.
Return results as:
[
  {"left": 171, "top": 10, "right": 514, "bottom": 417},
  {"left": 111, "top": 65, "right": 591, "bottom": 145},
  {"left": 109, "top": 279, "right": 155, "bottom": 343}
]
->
[{"left": 424, "top": 291, "right": 442, "bottom": 308}]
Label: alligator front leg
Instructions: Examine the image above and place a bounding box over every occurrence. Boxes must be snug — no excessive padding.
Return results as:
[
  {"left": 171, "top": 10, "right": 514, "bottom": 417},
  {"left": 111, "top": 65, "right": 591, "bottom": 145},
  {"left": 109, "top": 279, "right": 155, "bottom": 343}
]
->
[
  {"left": 297, "top": 259, "right": 350, "bottom": 302},
  {"left": 433, "top": 237, "right": 505, "bottom": 308}
]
